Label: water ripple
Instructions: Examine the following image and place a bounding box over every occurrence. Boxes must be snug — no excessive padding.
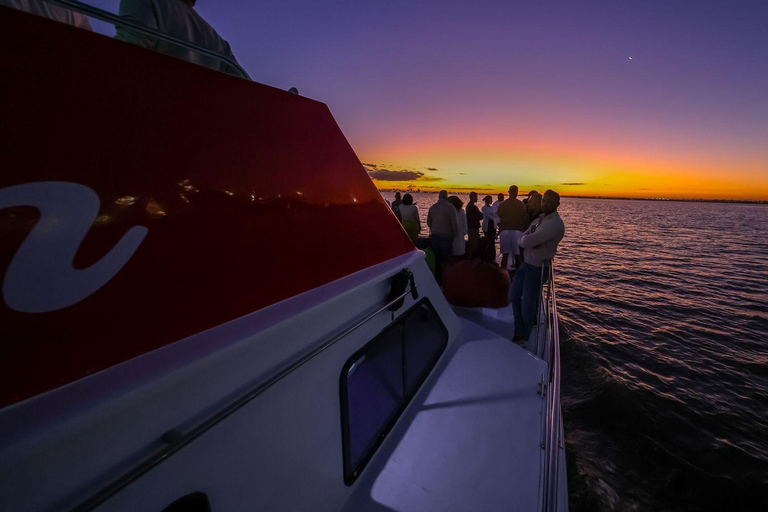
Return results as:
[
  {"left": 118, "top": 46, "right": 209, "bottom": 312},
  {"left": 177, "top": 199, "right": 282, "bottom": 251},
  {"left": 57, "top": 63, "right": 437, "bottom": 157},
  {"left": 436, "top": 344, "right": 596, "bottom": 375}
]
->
[{"left": 390, "top": 193, "right": 768, "bottom": 510}]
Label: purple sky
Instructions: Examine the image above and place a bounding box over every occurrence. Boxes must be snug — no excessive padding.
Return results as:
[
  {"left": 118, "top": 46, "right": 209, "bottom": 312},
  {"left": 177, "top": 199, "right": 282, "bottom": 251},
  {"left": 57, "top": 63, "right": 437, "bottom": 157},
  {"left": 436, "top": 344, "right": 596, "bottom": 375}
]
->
[{"left": 93, "top": 0, "right": 768, "bottom": 198}]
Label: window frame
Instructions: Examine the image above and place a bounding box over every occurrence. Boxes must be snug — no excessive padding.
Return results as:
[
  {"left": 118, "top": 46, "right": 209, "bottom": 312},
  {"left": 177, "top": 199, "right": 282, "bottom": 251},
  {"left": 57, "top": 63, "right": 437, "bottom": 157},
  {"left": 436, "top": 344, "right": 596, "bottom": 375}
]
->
[{"left": 339, "top": 298, "right": 448, "bottom": 485}]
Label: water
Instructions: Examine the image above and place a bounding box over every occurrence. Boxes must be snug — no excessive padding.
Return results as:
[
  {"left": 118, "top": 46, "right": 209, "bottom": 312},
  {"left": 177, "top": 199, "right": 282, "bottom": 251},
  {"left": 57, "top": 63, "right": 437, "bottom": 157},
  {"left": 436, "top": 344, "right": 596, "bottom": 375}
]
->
[{"left": 384, "top": 192, "right": 768, "bottom": 511}]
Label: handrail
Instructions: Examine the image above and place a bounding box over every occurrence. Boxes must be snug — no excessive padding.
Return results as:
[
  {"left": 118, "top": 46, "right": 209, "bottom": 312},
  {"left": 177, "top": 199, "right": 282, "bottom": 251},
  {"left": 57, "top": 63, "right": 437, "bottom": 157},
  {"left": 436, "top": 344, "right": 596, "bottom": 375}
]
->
[
  {"left": 539, "top": 262, "right": 566, "bottom": 512},
  {"left": 66, "top": 278, "right": 417, "bottom": 512},
  {"left": 37, "top": 0, "right": 251, "bottom": 80}
]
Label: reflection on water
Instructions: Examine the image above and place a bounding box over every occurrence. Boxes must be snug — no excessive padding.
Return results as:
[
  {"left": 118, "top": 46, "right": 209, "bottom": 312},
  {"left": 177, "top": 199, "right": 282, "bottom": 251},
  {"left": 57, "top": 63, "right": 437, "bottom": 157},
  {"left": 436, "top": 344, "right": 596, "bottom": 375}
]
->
[{"left": 384, "top": 193, "right": 768, "bottom": 511}]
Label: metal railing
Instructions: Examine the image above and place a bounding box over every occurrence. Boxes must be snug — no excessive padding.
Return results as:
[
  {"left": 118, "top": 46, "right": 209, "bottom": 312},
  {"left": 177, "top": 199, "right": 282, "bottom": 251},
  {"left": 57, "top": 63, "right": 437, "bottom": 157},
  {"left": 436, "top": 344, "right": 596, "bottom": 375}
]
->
[
  {"left": 534, "top": 262, "right": 566, "bottom": 512},
  {"left": 36, "top": 0, "right": 251, "bottom": 79}
]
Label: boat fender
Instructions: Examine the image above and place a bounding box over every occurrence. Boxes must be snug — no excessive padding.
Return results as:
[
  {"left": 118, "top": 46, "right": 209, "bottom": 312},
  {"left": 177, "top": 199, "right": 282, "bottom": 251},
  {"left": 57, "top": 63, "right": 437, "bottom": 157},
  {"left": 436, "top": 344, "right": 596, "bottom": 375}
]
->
[
  {"left": 442, "top": 259, "right": 511, "bottom": 308},
  {"left": 387, "top": 268, "right": 417, "bottom": 312}
]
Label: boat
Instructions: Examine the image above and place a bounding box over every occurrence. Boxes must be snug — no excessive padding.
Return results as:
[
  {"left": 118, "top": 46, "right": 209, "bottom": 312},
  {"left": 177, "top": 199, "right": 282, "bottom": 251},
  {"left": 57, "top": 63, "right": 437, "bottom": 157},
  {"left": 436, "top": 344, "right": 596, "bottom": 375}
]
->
[{"left": 0, "top": 2, "right": 567, "bottom": 511}]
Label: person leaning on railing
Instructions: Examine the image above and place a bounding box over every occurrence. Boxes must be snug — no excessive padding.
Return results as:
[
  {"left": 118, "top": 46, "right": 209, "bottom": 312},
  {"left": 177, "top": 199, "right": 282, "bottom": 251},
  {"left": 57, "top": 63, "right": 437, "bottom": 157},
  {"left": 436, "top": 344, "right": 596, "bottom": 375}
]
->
[
  {"left": 115, "top": 0, "right": 240, "bottom": 74},
  {"left": 510, "top": 189, "right": 565, "bottom": 343}
]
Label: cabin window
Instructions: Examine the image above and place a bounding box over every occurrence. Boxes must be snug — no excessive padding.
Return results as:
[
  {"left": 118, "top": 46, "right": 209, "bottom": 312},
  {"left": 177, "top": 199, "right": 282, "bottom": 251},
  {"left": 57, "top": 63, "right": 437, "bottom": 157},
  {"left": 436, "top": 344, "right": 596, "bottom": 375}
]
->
[{"left": 340, "top": 299, "right": 447, "bottom": 485}]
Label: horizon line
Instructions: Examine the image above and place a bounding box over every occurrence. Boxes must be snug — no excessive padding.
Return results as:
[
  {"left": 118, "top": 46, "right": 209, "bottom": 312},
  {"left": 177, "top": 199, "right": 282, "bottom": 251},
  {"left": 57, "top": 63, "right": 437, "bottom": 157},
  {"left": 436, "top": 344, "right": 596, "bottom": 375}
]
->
[{"left": 374, "top": 187, "right": 768, "bottom": 205}]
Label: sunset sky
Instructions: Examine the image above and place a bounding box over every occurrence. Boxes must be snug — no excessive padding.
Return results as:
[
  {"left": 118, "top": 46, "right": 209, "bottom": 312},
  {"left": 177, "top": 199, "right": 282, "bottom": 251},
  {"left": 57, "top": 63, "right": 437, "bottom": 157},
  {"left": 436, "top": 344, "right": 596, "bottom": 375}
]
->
[{"left": 106, "top": 1, "right": 768, "bottom": 200}]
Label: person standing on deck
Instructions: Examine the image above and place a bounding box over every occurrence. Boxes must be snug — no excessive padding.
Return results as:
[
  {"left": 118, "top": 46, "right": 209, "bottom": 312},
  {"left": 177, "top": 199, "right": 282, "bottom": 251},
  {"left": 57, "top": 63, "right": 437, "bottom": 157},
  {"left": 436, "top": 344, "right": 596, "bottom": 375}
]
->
[
  {"left": 481, "top": 195, "right": 499, "bottom": 260},
  {"left": 524, "top": 189, "right": 539, "bottom": 207},
  {"left": 522, "top": 192, "right": 542, "bottom": 231},
  {"left": 427, "top": 190, "right": 458, "bottom": 285},
  {"left": 465, "top": 191, "right": 483, "bottom": 257},
  {"left": 520, "top": 191, "right": 542, "bottom": 262},
  {"left": 497, "top": 185, "right": 527, "bottom": 273},
  {"left": 492, "top": 193, "right": 504, "bottom": 214},
  {"left": 116, "top": 0, "right": 240, "bottom": 74},
  {"left": 1, "top": 0, "right": 92, "bottom": 29},
  {"left": 490, "top": 192, "right": 503, "bottom": 242},
  {"left": 510, "top": 189, "right": 565, "bottom": 345},
  {"left": 390, "top": 191, "right": 403, "bottom": 221},
  {"left": 398, "top": 193, "right": 420, "bottom": 244},
  {"left": 448, "top": 196, "right": 467, "bottom": 258}
]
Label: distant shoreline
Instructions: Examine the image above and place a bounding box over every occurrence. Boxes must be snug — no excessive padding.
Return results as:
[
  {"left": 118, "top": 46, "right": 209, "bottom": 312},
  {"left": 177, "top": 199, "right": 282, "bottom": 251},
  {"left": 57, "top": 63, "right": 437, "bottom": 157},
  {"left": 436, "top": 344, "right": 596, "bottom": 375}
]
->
[
  {"left": 377, "top": 189, "right": 768, "bottom": 205},
  {"left": 559, "top": 195, "right": 768, "bottom": 205}
]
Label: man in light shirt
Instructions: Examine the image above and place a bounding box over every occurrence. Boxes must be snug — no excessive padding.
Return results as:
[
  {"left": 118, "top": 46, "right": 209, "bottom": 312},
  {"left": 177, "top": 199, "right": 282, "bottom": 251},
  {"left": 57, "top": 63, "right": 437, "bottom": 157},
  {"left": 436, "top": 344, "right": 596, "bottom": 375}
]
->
[
  {"left": 510, "top": 189, "right": 565, "bottom": 344},
  {"left": 116, "top": 0, "right": 240, "bottom": 74},
  {"left": 0, "top": 0, "right": 92, "bottom": 30},
  {"left": 427, "top": 190, "right": 458, "bottom": 285},
  {"left": 497, "top": 185, "right": 527, "bottom": 272}
]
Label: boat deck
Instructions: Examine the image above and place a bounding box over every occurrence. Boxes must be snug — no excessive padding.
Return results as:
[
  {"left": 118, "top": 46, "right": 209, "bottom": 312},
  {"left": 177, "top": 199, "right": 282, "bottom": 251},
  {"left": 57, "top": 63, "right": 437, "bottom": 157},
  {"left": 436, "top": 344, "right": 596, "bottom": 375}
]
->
[{"left": 343, "top": 315, "right": 547, "bottom": 512}]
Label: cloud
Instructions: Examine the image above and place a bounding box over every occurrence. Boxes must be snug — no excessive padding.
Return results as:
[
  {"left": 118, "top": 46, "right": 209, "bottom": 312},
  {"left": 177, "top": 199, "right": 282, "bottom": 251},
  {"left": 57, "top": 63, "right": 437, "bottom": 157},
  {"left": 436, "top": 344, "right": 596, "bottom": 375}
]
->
[
  {"left": 426, "top": 167, "right": 439, "bottom": 171},
  {"left": 534, "top": 184, "right": 544, "bottom": 187},
  {"left": 367, "top": 168, "right": 426, "bottom": 181},
  {"left": 459, "top": 173, "right": 468, "bottom": 175},
  {"left": 418, "top": 176, "right": 446, "bottom": 182},
  {"left": 560, "top": 182, "right": 585, "bottom": 186},
  {"left": 361, "top": 162, "right": 378, "bottom": 168}
]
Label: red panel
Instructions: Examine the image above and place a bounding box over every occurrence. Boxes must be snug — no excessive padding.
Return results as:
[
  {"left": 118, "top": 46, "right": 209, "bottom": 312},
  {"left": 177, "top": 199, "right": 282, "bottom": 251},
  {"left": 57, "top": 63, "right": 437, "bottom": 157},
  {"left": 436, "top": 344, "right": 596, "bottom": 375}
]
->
[{"left": 0, "top": 8, "right": 414, "bottom": 408}]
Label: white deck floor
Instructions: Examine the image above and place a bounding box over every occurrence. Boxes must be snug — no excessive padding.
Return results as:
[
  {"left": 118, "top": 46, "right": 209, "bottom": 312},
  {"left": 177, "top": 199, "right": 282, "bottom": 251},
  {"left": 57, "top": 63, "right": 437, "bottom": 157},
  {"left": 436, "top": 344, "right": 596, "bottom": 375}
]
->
[{"left": 343, "top": 316, "right": 547, "bottom": 512}]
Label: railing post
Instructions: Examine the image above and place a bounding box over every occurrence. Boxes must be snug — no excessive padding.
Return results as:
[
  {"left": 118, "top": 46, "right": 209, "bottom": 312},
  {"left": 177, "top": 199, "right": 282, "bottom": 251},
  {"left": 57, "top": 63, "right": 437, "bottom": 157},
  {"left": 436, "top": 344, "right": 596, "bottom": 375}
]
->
[{"left": 539, "top": 262, "right": 563, "bottom": 512}]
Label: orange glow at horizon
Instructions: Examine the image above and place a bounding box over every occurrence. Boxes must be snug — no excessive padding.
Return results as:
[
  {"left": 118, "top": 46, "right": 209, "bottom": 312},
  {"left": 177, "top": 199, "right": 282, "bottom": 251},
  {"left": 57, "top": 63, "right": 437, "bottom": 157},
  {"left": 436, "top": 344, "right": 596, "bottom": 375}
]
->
[{"left": 361, "top": 141, "right": 768, "bottom": 201}]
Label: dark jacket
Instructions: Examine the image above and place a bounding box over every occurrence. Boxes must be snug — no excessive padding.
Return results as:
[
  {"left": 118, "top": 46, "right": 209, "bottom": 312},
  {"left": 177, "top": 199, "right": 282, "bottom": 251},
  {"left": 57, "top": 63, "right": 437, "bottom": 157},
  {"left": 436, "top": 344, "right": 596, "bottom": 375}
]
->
[{"left": 466, "top": 202, "right": 482, "bottom": 230}]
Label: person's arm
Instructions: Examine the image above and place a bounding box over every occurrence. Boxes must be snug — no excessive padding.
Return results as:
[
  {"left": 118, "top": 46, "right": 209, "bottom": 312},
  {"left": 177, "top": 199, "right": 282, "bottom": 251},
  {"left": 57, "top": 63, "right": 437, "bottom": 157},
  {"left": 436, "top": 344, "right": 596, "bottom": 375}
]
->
[
  {"left": 519, "top": 218, "right": 562, "bottom": 249},
  {"left": 450, "top": 207, "right": 458, "bottom": 236},
  {"left": 427, "top": 208, "right": 432, "bottom": 230}
]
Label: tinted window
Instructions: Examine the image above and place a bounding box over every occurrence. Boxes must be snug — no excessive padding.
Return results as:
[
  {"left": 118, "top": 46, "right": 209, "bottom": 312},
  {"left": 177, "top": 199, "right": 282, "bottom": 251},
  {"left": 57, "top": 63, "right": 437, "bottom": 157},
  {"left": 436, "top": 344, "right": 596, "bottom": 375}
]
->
[
  {"left": 340, "top": 300, "right": 447, "bottom": 484},
  {"left": 404, "top": 304, "right": 447, "bottom": 395}
]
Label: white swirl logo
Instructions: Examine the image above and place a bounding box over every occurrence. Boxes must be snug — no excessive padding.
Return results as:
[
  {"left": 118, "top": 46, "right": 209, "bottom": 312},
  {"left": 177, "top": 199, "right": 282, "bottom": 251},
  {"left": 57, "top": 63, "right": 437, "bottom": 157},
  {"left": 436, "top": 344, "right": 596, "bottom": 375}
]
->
[{"left": 0, "top": 182, "right": 148, "bottom": 313}]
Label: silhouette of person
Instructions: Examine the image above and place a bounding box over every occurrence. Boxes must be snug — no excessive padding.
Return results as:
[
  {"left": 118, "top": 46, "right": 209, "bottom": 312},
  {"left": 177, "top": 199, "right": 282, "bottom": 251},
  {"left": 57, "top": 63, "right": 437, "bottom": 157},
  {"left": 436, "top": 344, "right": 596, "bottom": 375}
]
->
[
  {"left": 390, "top": 191, "right": 403, "bottom": 220},
  {"left": 481, "top": 195, "right": 499, "bottom": 260},
  {"left": 116, "top": 0, "right": 240, "bottom": 74},
  {"left": 497, "top": 185, "right": 527, "bottom": 273},
  {"left": 427, "top": 190, "right": 458, "bottom": 284},
  {"left": 465, "top": 191, "right": 483, "bottom": 257},
  {"left": 447, "top": 196, "right": 467, "bottom": 257},
  {"left": 398, "top": 193, "right": 420, "bottom": 243}
]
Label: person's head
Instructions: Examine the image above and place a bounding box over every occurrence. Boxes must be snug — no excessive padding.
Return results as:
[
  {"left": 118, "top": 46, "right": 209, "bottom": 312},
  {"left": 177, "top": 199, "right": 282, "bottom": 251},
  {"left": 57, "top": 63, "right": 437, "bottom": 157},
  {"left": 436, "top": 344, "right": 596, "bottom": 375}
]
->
[
  {"left": 527, "top": 189, "right": 538, "bottom": 197},
  {"left": 497, "top": 193, "right": 504, "bottom": 201},
  {"left": 542, "top": 189, "right": 560, "bottom": 214},
  {"left": 508, "top": 185, "right": 519, "bottom": 198},
  {"left": 402, "top": 193, "right": 413, "bottom": 206},
  {"left": 527, "top": 192, "right": 542, "bottom": 214},
  {"left": 483, "top": 195, "right": 493, "bottom": 205},
  {"left": 395, "top": 192, "right": 401, "bottom": 200},
  {"left": 469, "top": 191, "right": 478, "bottom": 202},
  {"left": 438, "top": 190, "right": 448, "bottom": 199},
  {"left": 447, "top": 195, "right": 463, "bottom": 211}
]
